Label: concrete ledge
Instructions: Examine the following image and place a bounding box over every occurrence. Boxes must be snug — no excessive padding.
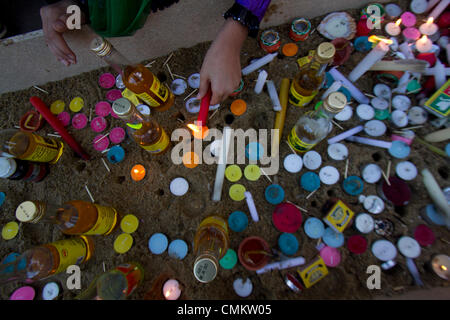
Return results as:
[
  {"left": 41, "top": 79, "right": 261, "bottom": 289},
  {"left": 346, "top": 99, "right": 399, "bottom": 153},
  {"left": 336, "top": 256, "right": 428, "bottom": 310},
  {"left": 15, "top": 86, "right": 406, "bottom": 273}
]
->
[{"left": 0, "top": 0, "right": 387, "bottom": 94}]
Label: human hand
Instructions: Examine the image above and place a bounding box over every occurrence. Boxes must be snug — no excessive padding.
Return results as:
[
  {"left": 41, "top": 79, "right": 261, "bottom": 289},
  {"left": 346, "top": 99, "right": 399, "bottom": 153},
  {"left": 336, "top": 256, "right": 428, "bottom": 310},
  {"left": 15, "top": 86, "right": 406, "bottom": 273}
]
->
[
  {"left": 197, "top": 19, "right": 248, "bottom": 105},
  {"left": 40, "top": 0, "right": 84, "bottom": 66}
]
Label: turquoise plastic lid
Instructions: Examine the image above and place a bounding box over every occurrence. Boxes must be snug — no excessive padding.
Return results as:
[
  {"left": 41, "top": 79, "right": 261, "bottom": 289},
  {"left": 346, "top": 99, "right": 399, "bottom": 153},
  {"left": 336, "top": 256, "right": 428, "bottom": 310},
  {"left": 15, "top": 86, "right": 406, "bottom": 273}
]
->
[
  {"left": 219, "top": 249, "right": 237, "bottom": 269},
  {"left": 107, "top": 145, "right": 125, "bottom": 164},
  {"left": 148, "top": 233, "right": 168, "bottom": 254},
  {"left": 168, "top": 239, "right": 188, "bottom": 260},
  {"left": 338, "top": 86, "right": 352, "bottom": 102},
  {"left": 304, "top": 217, "right": 325, "bottom": 239},
  {"left": 245, "top": 142, "right": 263, "bottom": 161},
  {"left": 374, "top": 108, "right": 390, "bottom": 120},
  {"left": 389, "top": 140, "right": 411, "bottom": 159},
  {"left": 425, "top": 204, "right": 446, "bottom": 226},
  {"left": 265, "top": 184, "right": 285, "bottom": 205},
  {"left": 0, "top": 192, "right": 5, "bottom": 207},
  {"left": 278, "top": 233, "right": 299, "bottom": 256},
  {"left": 228, "top": 211, "right": 248, "bottom": 232},
  {"left": 300, "top": 172, "right": 320, "bottom": 192},
  {"left": 323, "top": 227, "right": 345, "bottom": 248},
  {"left": 324, "top": 72, "right": 334, "bottom": 88},
  {"left": 342, "top": 176, "right": 364, "bottom": 196}
]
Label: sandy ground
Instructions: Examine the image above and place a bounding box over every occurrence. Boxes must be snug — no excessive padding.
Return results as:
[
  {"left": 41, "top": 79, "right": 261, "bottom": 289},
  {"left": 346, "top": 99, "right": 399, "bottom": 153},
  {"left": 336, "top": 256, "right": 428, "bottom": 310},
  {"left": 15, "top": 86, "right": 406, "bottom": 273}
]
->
[{"left": 0, "top": 0, "right": 449, "bottom": 300}]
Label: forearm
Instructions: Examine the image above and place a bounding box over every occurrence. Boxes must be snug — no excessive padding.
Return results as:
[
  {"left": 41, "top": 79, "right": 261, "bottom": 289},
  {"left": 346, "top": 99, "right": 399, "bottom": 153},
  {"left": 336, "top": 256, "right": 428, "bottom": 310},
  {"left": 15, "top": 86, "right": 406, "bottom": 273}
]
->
[{"left": 219, "top": 18, "right": 248, "bottom": 54}]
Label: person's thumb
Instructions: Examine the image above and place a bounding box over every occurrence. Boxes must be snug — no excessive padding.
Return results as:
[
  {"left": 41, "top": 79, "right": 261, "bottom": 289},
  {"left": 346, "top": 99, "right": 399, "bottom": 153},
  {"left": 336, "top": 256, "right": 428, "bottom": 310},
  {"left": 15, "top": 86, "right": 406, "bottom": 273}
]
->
[
  {"left": 52, "top": 13, "right": 71, "bottom": 33},
  {"left": 196, "top": 74, "right": 210, "bottom": 101}
]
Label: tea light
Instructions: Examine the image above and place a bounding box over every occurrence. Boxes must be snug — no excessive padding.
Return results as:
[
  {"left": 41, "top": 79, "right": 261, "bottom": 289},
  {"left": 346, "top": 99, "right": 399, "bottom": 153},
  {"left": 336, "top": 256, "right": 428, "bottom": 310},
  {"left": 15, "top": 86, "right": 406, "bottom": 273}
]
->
[
  {"left": 170, "top": 79, "right": 188, "bottom": 95},
  {"left": 389, "top": 140, "right": 411, "bottom": 158},
  {"left": 360, "top": 195, "right": 385, "bottom": 214},
  {"left": 354, "top": 36, "right": 372, "bottom": 52},
  {"left": 421, "top": 204, "right": 447, "bottom": 226},
  {"left": 283, "top": 154, "right": 303, "bottom": 173},
  {"left": 106, "top": 89, "right": 123, "bottom": 102},
  {"left": 319, "top": 246, "right": 341, "bottom": 267},
  {"left": 327, "top": 143, "right": 348, "bottom": 161},
  {"left": 148, "top": 233, "right": 168, "bottom": 254},
  {"left": 391, "top": 110, "right": 409, "bottom": 127},
  {"left": 265, "top": 184, "right": 285, "bottom": 205},
  {"left": 364, "top": 120, "right": 386, "bottom": 137},
  {"left": 57, "top": 111, "right": 70, "bottom": 127},
  {"left": 188, "top": 73, "right": 200, "bottom": 89},
  {"left": 356, "top": 104, "right": 375, "bottom": 121},
  {"left": 42, "top": 282, "right": 60, "bottom": 300},
  {"left": 303, "top": 151, "right": 322, "bottom": 170},
  {"left": 361, "top": 163, "right": 382, "bottom": 184},
  {"left": 99, "top": 73, "right": 115, "bottom": 89},
  {"left": 170, "top": 177, "right": 189, "bottom": 196},
  {"left": 420, "top": 17, "right": 439, "bottom": 36},
  {"left": 395, "top": 161, "right": 418, "bottom": 181},
  {"left": 373, "top": 83, "right": 392, "bottom": 100},
  {"left": 228, "top": 211, "right": 248, "bottom": 232},
  {"left": 116, "top": 74, "right": 125, "bottom": 89},
  {"left": 355, "top": 213, "right": 375, "bottom": 233},
  {"left": 304, "top": 217, "right": 325, "bottom": 239},
  {"left": 278, "top": 233, "right": 299, "bottom": 256},
  {"left": 91, "top": 116, "right": 107, "bottom": 132},
  {"left": 397, "top": 236, "right": 421, "bottom": 259},
  {"left": 392, "top": 95, "right": 411, "bottom": 111},
  {"left": 272, "top": 202, "right": 303, "bottom": 233},
  {"left": 220, "top": 249, "right": 238, "bottom": 269},
  {"left": 93, "top": 134, "right": 110, "bottom": 152},
  {"left": 168, "top": 239, "right": 188, "bottom": 260},
  {"left": 380, "top": 176, "right": 412, "bottom": 206},
  {"left": 110, "top": 127, "right": 126, "bottom": 144},
  {"left": 408, "top": 106, "right": 428, "bottom": 124},
  {"left": 163, "top": 279, "right": 182, "bottom": 300},
  {"left": 107, "top": 145, "right": 125, "bottom": 164},
  {"left": 371, "top": 97, "right": 389, "bottom": 111},
  {"left": 416, "top": 35, "right": 433, "bottom": 52},
  {"left": 334, "top": 105, "right": 353, "bottom": 121},
  {"left": 319, "top": 166, "right": 340, "bottom": 185},
  {"left": 95, "top": 101, "right": 112, "bottom": 117},
  {"left": 385, "top": 3, "right": 402, "bottom": 18},
  {"left": 233, "top": 278, "right": 253, "bottom": 297},
  {"left": 343, "top": 176, "right": 364, "bottom": 196},
  {"left": 131, "top": 164, "right": 146, "bottom": 181},
  {"left": 403, "top": 27, "right": 421, "bottom": 42},
  {"left": 72, "top": 113, "right": 88, "bottom": 130},
  {"left": 371, "top": 239, "right": 397, "bottom": 261},
  {"left": 410, "top": 0, "right": 428, "bottom": 14},
  {"left": 323, "top": 227, "right": 344, "bottom": 248},
  {"left": 374, "top": 218, "right": 395, "bottom": 236},
  {"left": 347, "top": 235, "right": 368, "bottom": 254},
  {"left": 430, "top": 254, "right": 450, "bottom": 280},
  {"left": 401, "top": 12, "right": 417, "bottom": 27},
  {"left": 385, "top": 19, "right": 402, "bottom": 37}
]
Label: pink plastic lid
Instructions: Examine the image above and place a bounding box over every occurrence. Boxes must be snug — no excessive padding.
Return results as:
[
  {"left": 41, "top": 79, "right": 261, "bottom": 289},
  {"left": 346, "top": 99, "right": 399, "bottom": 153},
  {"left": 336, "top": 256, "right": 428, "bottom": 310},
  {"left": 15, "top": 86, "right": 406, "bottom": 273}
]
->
[
  {"left": 10, "top": 286, "right": 35, "bottom": 300},
  {"left": 57, "top": 111, "right": 71, "bottom": 127},
  {"left": 272, "top": 202, "right": 302, "bottom": 233},
  {"left": 320, "top": 246, "right": 341, "bottom": 267},
  {"left": 95, "top": 101, "right": 112, "bottom": 117},
  {"left": 72, "top": 113, "right": 88, "bottom": 129},
  {"left": 93, "top": 134, "right": 110, "bottom": 152},
  {"left": 414, "top": 224, "right": 435, "bottom": 247},
  {"left": 391, "top": 134, "right": 413, "bottom": 146},
  {"left": 106, "top": 89, "right": 123, "bottom": 102},
  {"left": 403, "top": 27, "right": 421, "bottom": 40},
  {"left": 91, "top": 116, "right": 107, "bottom": 132},
  {"left": 347, "top": 235, "right": 368, "bottom": 254},
  {"left": 110, "top": 127, "right": 126, "bottom": 144},
  {"left": 99, "top": 73, "right": 116, "bottom": 89}
]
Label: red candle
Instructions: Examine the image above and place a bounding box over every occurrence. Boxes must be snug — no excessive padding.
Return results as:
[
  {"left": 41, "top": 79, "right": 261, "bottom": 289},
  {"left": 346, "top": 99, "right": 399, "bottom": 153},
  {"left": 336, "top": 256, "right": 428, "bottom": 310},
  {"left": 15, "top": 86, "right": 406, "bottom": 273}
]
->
[
  {"left": 380, "top": 176, "right": 411, "bottom": 206},
  {"left": 414, "top": 224, "right": 435, "bottom": 246},
  {"left": 197, "top": 89, "right": 212, "bottom": 128},
  {"left": 347, "top": 235, "right": 368, "bottom": 254},
  {"left": 29, "top": 96, "right": 90, "bottom": 160}
]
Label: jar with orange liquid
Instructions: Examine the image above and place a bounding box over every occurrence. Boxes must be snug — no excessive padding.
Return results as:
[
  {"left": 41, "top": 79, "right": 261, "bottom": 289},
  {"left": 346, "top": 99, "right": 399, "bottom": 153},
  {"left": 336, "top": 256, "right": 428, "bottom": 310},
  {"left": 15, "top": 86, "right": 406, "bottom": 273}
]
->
[
  {"left": 15, "top": 200, "right": 120, "bottom": 236},
  {"left": 0, "top": 129, "right": 64, "bottom": 164},
  {"left": 90, "top": 37, "right": 174, "bottom": 112},
  {"left": 0, "top": 236, "right": 94, "bottom": 283},
  {"left": 193, "top": 216, "right": 229, "bottom": 283}
]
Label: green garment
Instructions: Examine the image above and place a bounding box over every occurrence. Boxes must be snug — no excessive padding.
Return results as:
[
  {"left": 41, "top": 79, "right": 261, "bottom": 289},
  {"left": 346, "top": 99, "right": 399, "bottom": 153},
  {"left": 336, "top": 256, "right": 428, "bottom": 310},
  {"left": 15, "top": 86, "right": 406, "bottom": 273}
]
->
[{"left": 88, "top": 0, "right": 152, "bottom": 37}]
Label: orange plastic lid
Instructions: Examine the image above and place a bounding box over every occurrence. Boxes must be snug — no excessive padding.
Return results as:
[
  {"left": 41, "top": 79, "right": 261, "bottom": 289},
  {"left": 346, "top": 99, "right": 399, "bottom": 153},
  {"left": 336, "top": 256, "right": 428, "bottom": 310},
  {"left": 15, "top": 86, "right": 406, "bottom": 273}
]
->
[
  {"left": 230, "top": 99, "right": 247, "bottom": 116},
  {"left": 282, "top": 43, "right": 299, "bottom": 57},
  {"left": 183, "top": 151, "right": 200, "bottom": 169}
]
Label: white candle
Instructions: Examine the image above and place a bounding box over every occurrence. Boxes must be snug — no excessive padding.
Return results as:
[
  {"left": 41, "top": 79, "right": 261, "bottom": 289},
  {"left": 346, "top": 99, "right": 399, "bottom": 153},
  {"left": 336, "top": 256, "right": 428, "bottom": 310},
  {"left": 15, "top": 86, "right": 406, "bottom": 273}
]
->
[
  {"left": 349, "top": 40, "right": 390, "bottom": 82},
  {"left": 427, "top": 0, "right": 441, "bottom": 11},
  {"left": 245, "top": 191, "right": 259, "bottom": 222},
  {"left": 329, "top": 68, "right": 370, "bottom": 104},
  {"left": 242, "top": 52, "right": 278, "bottom": 75},
  {"left": 419, "top": 17, "right": 439, "bottom": 36},
  {"left": 256, "top": 256, "right": 306, "bottom": 274},
  {"left": 416, "top": 35, "right": 433, "bottom": 53},
  {"left": 391, "top": 110, "right": 409, "bottom": 127},
  {"left": 233, "top": 278, "right": 253, "bottom": 297},
  {"left": 399, "top": 42, "right": 415, "bottom": 59},
  {"left": 421, "top": 168, "right": 450, "bottom": 226},
  {"left": 411, "top": 0, "right": 429, "bottom": 14},
  {"left": 385, "top": 19, "right": 402, "bottom": 36},
  {"left": 254, "top": 70, "right": 268, "bottom": 94},
  {"left": 327, "top": 125, "right": 364, "bottom": 144},
  {"left": 345, "top": 136, "right": 392, "bottom": 149},
  {"left": 266, "top": 80, "right": 282, "bottom": 111},
  {"left": 212, "top": 126, "right": 233, "bottom": 201},
  {"left": 321, "top": 80, "right": 343, "bottom": 100},
  {"left": 163, "top": 279, "right": 182, "bottom": 300},
  {"left": 428, "top": 0, "right": 450, "bottom": 20}
]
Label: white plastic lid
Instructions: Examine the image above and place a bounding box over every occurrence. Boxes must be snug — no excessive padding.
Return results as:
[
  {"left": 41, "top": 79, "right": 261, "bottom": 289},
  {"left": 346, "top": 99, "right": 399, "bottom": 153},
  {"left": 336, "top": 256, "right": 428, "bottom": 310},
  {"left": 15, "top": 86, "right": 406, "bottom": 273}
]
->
[
  {"left": 364, "top": 120, "right": 386, "bottom": 137},
  {"left": 361, "top": 164, "right": 382, "bottom": 184},
  {"left": 327, "top": 143, "right": 348, "bottom": 161},
  {"left": 355, "top": 213, "right": 374, "bottom": 233},
  {"left": 284, "top": 154, "right": 303, "bottom": 173},
  {"left": 334, "top": 105, "right": 353, "bottom": 121},
  {"left": 397, "top": 236, "right": 421, "bottom": 258},
  {"left": 319, "top": 166, "right": 340, "bottom": 185},
  {"left": 170, "top": 177, "right": 189, "bottom": 196},
  {"left": 396, "top": 161, "right": 418, "bottom": 181},
  {"left": 392, "top": 95, "right": 411, "bottom": 111},
  {"left": 356, "top": 104, "right": 375, "bottom": 120},
  {"left": 372, "top": 239, "right": 397, "bottom": 261},
  {"left": 303, "top": 151, "right": 322, "bottom": 170},
  {"left": 0, "top": 157, "right": 16, "bottom": 179}
]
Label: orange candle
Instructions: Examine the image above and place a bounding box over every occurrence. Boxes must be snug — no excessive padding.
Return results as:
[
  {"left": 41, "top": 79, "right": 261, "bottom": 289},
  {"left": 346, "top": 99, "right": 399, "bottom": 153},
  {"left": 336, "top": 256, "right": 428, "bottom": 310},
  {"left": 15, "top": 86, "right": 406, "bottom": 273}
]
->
[
  {"left": 131, "top": 164, "right": 146, "bottom": 181},
  {"left": 182, "top": 151, "right": 200, "bottom": 169}
]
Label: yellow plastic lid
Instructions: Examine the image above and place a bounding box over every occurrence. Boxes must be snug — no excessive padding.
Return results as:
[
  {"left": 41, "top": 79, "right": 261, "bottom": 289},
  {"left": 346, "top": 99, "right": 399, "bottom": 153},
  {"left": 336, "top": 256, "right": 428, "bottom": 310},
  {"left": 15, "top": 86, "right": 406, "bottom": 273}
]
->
[
  {"left": 182, "top": 151, "right": 200, "bottom": 169},
  {"left": 2, "top": 221, "right": 19, "bottom": 240},
  {"left": 114, "top": 233, "right": 133, "bottom": 254},
  {"left": 244, "top": 165, "right": 261, "bottom": 181},
  {"left": 229, "top": 184, "right": 246, "bottom": 201},
  {"left": 120, "top": 214, "right": 139, "bottom": 234},
  {"left": 50, "top": 100, "right": 65, "bottom": 115},
  {"left": 69, "top": 97, "right": 85, "bottom": 112},
  {"left": 225, "top": 165, "right": 242, "bottom": 182},
  {"left": 230, "top": 99, "right": 247, "bottom": 116},
  {"left": 282, "top": 43, "right": 299, "bottom": 57}
]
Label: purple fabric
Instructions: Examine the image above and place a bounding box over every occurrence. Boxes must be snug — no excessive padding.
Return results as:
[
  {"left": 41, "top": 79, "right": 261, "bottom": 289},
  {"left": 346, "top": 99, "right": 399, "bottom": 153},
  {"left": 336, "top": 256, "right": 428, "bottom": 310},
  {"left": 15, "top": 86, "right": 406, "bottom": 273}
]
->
[{"left": 236, "top": 0, "right": 272, "bottom": 21}]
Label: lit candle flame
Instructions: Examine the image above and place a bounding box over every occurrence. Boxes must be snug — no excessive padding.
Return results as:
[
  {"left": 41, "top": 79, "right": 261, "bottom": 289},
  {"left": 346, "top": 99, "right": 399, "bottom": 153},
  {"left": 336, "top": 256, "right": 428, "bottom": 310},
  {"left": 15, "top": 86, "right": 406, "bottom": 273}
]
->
[
  {"left": 427, "top": 17, "right": 434, "bottom": 25},
  {"left": 368, "top": 35, "right": 393, "bottom": 45},
  {"left": 187, "top": 122, "right": 209, "bottom": 140},
  {"left": 187, "top": 123, "right": 200, "bottom": 133},
  {"left": 441, "top": 265, "right": 448, "bottom": 271},
  {"left": 395, "top": 19, "right": 402, "bottom": 26},
  {"left": 165, "top": 289, "right": 172, "bottom": 298}
]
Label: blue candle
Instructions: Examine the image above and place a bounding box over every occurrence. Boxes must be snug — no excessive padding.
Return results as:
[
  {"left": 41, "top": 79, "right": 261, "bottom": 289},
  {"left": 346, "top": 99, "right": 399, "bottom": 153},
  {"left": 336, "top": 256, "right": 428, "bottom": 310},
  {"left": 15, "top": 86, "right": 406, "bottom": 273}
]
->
[
  {"left": 389, "top": 140, "right": 411, "bottom": 159},
  {"left": 278, "top": 233, "right": 299, "bottom": 256},
  {"left": 107, "top": 145, "right": 125, "bottom": 164},
  {"left": 323, "top": 227, "right": 345, "bottom": 248},
  {"left": 300, "top": 172, "right": 321, "bottom": 192},
  {"left": 228, "top": 211, "right": 249, "bottom": 232},
  {"left": 265, "top": 184, "right": 285, "bottom": 205},
  {"left": 148, "top": 233, "right": 168, "bottom": 254},
  {"left": 168, "top": 239, "right": 188, "bottom": 260},
  {"left": 304, "top": 217, "right": 325, "bottom": 239}
]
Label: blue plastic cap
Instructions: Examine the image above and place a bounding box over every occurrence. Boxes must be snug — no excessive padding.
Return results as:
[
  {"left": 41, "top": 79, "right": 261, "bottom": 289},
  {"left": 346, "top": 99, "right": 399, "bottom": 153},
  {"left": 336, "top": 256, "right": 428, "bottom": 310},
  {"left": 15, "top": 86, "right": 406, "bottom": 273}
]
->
[
  {"left": 425, "top": 204, "right": 446, "bottom": 226},
  {"left": 0, "top": 192, "right": 5, "bottom": 207},
  {"left": 278, "top": 233, "right": 299, "bottom": 256},
  {"left": 148, "top": 233, "right": 168, "bottom": 254},
  {"left": 107, "top": 145, "right": 125, "bottom": 164},
  {"left": 168, "top": 239, "right": 188, "bottom": 260},
  {"left": 245, "top": 142, "right": 263, "bottom": 161},
  {"left": 389, "top": 140, "right": 411, "bottom": 159},
  {"left": 300, "top": 172, "right": 321, "bottom": 192},
  {"left": 304, "top": 217, "right": 325, "bottom": 239},
  {"left": 265, "top": 184, "right": 285, "bottom": 205},
  {"left": 323, "top": 227, "right": 345, "bottom": 248},
  {"left": 342, "top": 176, "right": 364, "bottom": 196},
  {"left": 228, "top": 211, "right": 249, "bottom": 232}
]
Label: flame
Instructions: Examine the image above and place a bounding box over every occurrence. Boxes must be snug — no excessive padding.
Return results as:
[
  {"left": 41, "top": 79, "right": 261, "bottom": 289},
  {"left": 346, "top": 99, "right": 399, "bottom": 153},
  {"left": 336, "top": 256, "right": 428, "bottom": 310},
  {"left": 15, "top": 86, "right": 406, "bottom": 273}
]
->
[
  {"left": 427, "top": 17, "right": 434, "bottom": 25},
  {"left": 441, "top": 265, "right": 448, "bottom": 271},
  {"left": 395, "top": 18, "right": 402, "bottom": 26},
  {"left": 368, "top": 35, "right": 393, "bottom": 45},
  {"left": 187, "top": 122, "right": 209, "bottom": 140}
]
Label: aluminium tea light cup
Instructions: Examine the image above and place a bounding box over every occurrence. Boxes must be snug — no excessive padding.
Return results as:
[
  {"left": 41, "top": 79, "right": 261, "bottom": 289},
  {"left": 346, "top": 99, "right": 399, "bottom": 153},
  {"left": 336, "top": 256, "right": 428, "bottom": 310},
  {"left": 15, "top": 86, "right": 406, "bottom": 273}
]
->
[
  {"left": 327, "top": 143, "right": 348, "bottom": 161},
  {"left": 429, "top": 254, "right": 450, "bottom": 280},
  {"left": 385, "top": 3, "right": 402, "bottom": 18},
  {"left": 421, "top": 204, "right": 447, "bottom": 226},
  {"left": 188, "top": 73, "right": 200, "bottom": 89},
  {"left": 416, "top": 35, "right": 433, "bottom": 53},
  {"left": 419, "top": 17, "right": 439, "bottom": 36},
  {"left": 389, "top": 140, "right": 411, "bottom": 158},
  {"left": 364, "top": 120, "right": 386, "bottom": 137},
  {"left": 42, "top": 282, "right": 60, "bottom": 300},
  {"left": 115, "top": 74, "right": 125, "bottom": 89}
]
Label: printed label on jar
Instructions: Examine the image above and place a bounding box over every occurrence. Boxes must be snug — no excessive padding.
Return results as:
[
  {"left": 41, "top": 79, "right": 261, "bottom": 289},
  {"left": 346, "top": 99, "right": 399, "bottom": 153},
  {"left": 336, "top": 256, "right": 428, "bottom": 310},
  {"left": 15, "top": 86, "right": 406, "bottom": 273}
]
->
[
  {"left": 140, "top": 129, "right": 170, "bottom": 154},
  {"left": 289, "top": 85, "right": 318, "bottom": 107},
  {"left": 22, "top": 134, "right": 62, "bottom": 163},
  {"left": 287, "top": 128, "right": 316, "bottom": 152},
  {"left": 47, "top": 238, "right": 89, "bottom": 274},
  {"left": 85, "top": 205, "right": 118, "bottom": 235}
]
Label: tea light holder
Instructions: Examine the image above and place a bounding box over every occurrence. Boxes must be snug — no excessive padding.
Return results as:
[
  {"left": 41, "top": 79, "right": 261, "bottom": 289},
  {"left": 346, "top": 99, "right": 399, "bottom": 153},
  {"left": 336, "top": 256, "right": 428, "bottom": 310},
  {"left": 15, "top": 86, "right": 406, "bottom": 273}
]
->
[
  {"left": 131, "top": 164, "right": 146, "bottom": 181},
  {"left": 419, "top": 17, "right": 439, "bottom": 36},
  {"left": 429, "top": 254, "right": 450, "bottom": 280},
  {"left": 416, "top": 35, "right": 433, "bottom": 53},
  {"left": 364, "top": 120, "right": 386, "bottom": 137},
  {"left": 385, "top": 19, "right": 402, "bottom": 37},
  {"left": 361, "top": 163, "right": 382, "bottom": 184},
  {"left": 163, "top": 279, "right": 182, "bottom": 300}
]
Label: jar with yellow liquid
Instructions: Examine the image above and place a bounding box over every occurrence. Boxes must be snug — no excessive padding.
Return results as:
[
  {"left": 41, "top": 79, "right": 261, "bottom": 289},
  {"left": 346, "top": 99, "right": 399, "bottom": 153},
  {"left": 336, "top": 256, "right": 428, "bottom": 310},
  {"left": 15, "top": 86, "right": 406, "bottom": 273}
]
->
[{"left": 193, "top": 216, "right": 229, "bottom": 283}]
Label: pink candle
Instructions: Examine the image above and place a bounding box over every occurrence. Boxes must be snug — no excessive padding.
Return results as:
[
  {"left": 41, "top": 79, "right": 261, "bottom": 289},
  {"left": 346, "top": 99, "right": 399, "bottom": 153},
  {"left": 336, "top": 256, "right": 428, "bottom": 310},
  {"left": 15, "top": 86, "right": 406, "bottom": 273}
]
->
[
  {"left": 319, "top": 246, "right": 341, "bottom": 267},
  {"left": 403, "top": 27, "right": 421, "bottom": 41},
  {"left": 401, "top": 11, "right": 417, "bottom": 27}
]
